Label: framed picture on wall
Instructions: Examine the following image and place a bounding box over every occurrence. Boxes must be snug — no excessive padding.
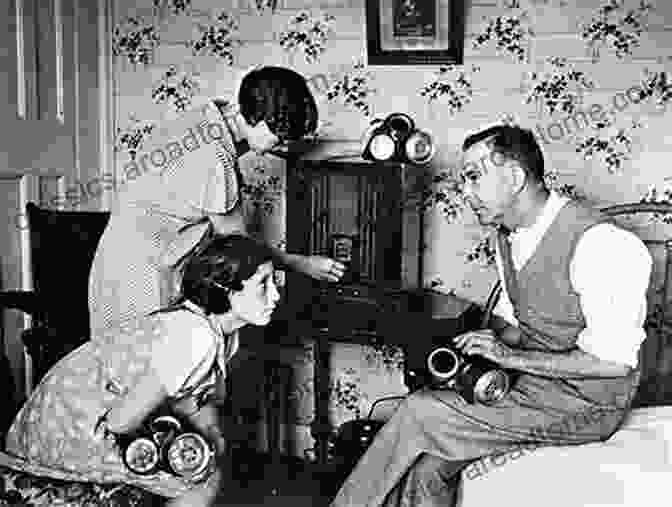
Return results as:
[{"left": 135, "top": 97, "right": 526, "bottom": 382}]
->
[{"left": 365, "top": 0, "right": 464, "bottom": 65}]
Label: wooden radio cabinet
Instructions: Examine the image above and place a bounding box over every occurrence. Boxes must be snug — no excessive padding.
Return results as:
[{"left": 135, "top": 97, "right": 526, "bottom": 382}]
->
[
  {"left": 269, "top": 153, "right": 479, "bottom": 466},
  {"left": 277, "top": 154, "right": 429, "bottom": 464},
  {"left": 284, "top": 155, "right": 425, "bottom": 310}
]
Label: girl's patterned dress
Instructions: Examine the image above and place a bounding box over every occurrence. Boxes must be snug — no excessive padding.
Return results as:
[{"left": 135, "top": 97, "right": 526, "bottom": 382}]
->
[{"left": 3, "top": 301, "right": 237, "bottom": 499}]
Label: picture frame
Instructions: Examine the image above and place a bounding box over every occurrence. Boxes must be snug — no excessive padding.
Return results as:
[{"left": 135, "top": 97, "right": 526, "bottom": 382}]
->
[{"left": 365, "top": 0, "right": 464, "bottom": 66}]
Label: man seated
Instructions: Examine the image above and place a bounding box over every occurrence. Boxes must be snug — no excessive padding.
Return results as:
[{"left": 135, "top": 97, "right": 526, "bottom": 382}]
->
[{"left": 330, "top": 125, "right": 652, "bottom": 507}]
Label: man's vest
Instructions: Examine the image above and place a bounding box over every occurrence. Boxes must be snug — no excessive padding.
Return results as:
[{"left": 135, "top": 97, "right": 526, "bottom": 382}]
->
[{"left": 497, "top": 200, "right": 641, "bottom": 409}]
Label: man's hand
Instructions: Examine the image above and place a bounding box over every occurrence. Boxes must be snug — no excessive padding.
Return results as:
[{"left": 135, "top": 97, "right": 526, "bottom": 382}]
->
[
  {"left": 292, "top": 254, "right": 346, "bottom": 282},
  {"left": 453, "top": 329, "right": 513, "bottom": 366},
  {"left": 498, "top": 325, "right": 523, "bottom": 347}
]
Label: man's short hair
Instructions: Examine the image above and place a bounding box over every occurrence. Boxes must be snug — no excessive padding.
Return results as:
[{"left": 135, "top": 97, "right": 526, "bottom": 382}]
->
[{"left": 462, "top": 125, "right": 545, "bottom": 183}]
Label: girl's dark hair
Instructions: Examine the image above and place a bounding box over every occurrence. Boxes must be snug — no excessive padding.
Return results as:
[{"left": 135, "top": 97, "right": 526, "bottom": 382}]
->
[
  {"left": 178, "top": 233, "right": 275, "bottom": 315},
  {"left": 238, "top": 66, "right": 318, "bottom": 142}
]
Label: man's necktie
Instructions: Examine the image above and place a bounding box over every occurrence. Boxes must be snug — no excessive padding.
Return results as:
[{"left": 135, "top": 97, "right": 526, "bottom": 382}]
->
[{"left": 496, "top": 225, "right": 521, "bottom": 321}]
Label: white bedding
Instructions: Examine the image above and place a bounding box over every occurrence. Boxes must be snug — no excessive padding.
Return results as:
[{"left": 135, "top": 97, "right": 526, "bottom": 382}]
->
[{"left": 459, "top": 406, "right": 672, "bottom": 507}]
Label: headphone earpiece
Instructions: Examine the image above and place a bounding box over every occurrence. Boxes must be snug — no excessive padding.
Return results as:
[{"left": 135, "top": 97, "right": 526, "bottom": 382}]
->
[
  {"left": 361, "top": 113, "right": 435, "bottom": 165},
  {"left": 383, "top": 113, "right": 415, "bottom": 142},
  {"left": 361, "top": 118, "right": 395, "bottom": 162}
]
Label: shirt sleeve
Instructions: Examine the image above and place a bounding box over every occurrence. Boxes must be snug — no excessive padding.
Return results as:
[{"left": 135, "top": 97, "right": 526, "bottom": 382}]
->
[
  {"left": 150, "top": 313, "right": 217, "bottom": 396},
  {"left": 191, "top": 102, "right": 240, "bottom": 215},
  {"left": 143, "top": 103, "right": 241, "bottom": 219},
  {"left": 570, "top": 223, "right": 653, "bottom": 368}
]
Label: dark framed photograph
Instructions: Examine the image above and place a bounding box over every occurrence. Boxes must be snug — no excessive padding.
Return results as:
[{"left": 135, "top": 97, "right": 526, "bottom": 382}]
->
[
  {"left": 366, "top": 0, "right": 464, "bottom": 65},
  {"left": 393, "top": 0, "right": 436, "bottom": 38}
]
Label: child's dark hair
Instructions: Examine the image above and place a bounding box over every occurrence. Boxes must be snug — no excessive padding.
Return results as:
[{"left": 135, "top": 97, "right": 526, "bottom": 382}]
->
[
  {"left": 178, "top": 233, "right": 275, "bottom": 315},
  {"left": 238, "top": 66, "right": 318, "bottom": 142}
]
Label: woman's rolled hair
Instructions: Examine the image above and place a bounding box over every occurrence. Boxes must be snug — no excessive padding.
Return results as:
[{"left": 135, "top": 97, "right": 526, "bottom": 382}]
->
[{"left": 237, "top": 66, "right": 318, "bottom": 142}]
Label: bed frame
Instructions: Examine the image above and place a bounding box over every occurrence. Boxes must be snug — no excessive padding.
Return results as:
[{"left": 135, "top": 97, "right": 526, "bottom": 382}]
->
[{"left": 601, "top": 202, "right": 672, "bottom": 407}]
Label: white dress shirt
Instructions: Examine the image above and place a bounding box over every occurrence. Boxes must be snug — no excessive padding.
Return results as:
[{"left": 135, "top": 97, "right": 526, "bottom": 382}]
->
[{"left": 493, "top": 191, "right": 652, "bottom": 367}]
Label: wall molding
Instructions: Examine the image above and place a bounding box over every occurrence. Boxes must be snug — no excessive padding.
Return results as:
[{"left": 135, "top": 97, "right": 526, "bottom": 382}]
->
[
  {"left": 100, "top": 0, "right": 116, "bottom": 211},
  {"left": 14, "top": 0, "right": 26, "bottom": 119}
]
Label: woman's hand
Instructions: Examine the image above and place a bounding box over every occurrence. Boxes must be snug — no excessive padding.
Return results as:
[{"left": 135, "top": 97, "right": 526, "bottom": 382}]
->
[
  {"left": 452, "top": 329, "right": 514, "bottom": 367},
  {"left": 205, "top": 423, "right": 227, "bottom": 458},
  {"left": 174, "top": 401, "right": 227, "bottom": 457},
  {"left": 291, "top": 254, "right": 346, "bottom": 282},
  {"left": 268, "top": 249, "right": 345, "bottom": 282}
]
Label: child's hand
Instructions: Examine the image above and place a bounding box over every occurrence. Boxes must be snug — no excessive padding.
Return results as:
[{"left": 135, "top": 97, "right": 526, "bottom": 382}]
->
[{"left": 206, "top": 425, "right": 227, "bottom": 457}]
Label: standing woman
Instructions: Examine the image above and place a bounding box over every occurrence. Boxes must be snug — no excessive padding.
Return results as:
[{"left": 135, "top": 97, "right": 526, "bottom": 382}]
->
[{"left": 88, "top": 65, "right": 345, "bottom": 336}]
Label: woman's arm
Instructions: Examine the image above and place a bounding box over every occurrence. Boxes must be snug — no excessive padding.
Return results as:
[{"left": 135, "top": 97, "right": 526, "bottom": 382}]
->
[
  {"left": 268, "top": 249, "right": 345, "bottom": 282},
  {"left": 208, "top": 205, "right": 247, "bottom": 237},
  {"left": 171, "top": 398, "right": 227, "bottom": 457},
  {"left": 105, "top": 368, "right": 168, "bottom": 434},
  {"left": 207, "top": 206, "right": 345, "bottom": 282},
  {"left": 207, "top": 206, "right": 298, "bottom": 272}
]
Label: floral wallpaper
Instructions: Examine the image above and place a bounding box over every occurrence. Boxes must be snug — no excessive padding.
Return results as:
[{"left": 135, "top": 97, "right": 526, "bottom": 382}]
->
[{"left": 111, "top": 0, "right": 672, "bottom": 459}]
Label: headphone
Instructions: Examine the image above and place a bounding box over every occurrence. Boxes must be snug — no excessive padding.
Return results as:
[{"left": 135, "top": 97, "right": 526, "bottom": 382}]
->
[{"left": 361, "top": 113, "right": 435, "bottom": 165}]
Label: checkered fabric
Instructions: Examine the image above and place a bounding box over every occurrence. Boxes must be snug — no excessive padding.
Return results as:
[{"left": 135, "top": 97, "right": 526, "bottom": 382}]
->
[{"left": 88, "top": 102, "right": 241, "bottom": 335}]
